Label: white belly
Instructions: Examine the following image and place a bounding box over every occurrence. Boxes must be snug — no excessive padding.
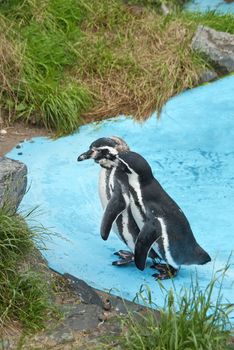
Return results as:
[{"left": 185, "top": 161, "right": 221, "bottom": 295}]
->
[
  {"left": 99, "top": 168, "right": 108, "bottom": 208},
  {"left": 99, "top": 168, "right": 138, "bottom": 249},
  {"left": 129, "top": 194, "right": 144, "bottom": 229},
  {"left": 157, "top": 217, "right": 179, "bottom": 268},
  {"left": 99, "top": 167, "right": 119, "bottom": 235}
]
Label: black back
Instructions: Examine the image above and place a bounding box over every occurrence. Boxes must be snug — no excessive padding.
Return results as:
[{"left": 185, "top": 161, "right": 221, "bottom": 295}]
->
[{"left": 117, "top": 151, "right": 211, "bottom": 266}]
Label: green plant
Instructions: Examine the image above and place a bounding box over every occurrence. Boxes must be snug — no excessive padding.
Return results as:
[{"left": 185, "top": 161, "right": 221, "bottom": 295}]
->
[
  {"left": 0, "top": 208, "right": 55, "bottom": 330},
  {"left": 0, "top": 270, "right": 52, "bottom": 330},
  {"left": 97, "top": 265, "right": 233, "bottom": 350},
  {"left": 181, "top": 10, "right": 234, "bottom": 34},
  {"left": 0, "top": 0, "right": 93, "bottom": 134},
  {"left": 122, "top": 0, "right": 188, "bottom": 11},
  {"left": 0, "top": 208, "right": 33, "bottom": 267},
  {"left": 1, "top": 1, "right": 234, "bottom": 134}
]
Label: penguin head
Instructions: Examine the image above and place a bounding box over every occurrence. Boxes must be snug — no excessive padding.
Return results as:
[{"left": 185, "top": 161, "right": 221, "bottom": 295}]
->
[{"left": 77, "top": 137, "right": 129, "bottom": 169}]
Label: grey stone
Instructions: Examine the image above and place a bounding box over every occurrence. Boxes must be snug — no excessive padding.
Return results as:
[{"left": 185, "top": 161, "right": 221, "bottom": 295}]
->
[
  {"left": 63, "top": 273, "right": 103, "bottom": 308},
  {"left": 199, "top": 69, "right": 218, "bottom": 84},
  {"left": 47, "top": 328, "right": 74, "bottom": 345},
  {"left": 58, "top": 304, "right": 103, "bottom": 331},
  {"left": 65, "top": 304, "right": 102, "bottom": 331},
  {"left": 107, "top": 294, "right": 144, "bottom": 314},
  {"left": 32, "top": 327, "right": 74, "bottom": 348},
  {"left": 0, "top": 157, "right": 27, "bottom": 212},
  {"left": 192, "top": 25, "right": 234, "bottom": 73}
]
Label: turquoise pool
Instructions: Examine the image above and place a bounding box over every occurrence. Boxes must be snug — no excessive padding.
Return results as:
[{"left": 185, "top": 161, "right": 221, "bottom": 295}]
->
[{"left": 7, "top": 76, "right": 234, "bottom": 318}]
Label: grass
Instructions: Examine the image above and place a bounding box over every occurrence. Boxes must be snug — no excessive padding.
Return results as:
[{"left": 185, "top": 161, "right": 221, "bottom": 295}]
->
[
  {"left": 97, "top": 265, "right": 234, "bottom": 350},
  {"left": 124, "top": 0, "right": 188, "bottom": 11},
  {"left": 0, "top": 207, "right": 55, "bottom": 331},
  {"left": 181, "top": 10, "right": 234, "bottom": 34},
  {"left": 0, "top": 0, "right": 93, "bottom": 135},
  {"left": 1, "top": 1, "right": 234, "bottom": 134}
]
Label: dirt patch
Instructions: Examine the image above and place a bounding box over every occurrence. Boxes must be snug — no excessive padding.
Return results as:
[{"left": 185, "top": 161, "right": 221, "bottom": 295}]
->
[
  {"left": 0, "top": 246, "right": 149, "bottom": 350},
  {"left": 0, "top": 120, "right": 51, "bottom": 157}
]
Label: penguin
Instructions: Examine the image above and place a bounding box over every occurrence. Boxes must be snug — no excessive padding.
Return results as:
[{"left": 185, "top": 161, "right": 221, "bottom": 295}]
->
[
  {"left": 77, "top": 137, "right": 160, "bottom": 266},
  {"left": 99, "top": 150, "right": 211, "bottom": 279}
]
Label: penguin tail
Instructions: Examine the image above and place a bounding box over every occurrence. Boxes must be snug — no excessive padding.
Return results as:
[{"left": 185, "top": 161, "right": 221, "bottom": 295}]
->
[{"left": 195, "top": 246, "right": 211, "bottom": 265}]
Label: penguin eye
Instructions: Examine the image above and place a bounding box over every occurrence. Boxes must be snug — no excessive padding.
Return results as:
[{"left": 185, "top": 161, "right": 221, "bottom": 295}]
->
[
  {"left": 106, "top": 150, "right": 113, "bottom": 157},
  {"left": 92, "top": 147, "right": 102, "bottom": 155}
]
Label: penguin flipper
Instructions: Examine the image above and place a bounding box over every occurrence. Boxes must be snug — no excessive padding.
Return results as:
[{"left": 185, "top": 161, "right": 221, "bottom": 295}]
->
[
  {"left": 101, "top": 192, "right": 126, "bottom": 241},
  {"left": 134, "top": 221, "right": 161, "bottom": 271}
]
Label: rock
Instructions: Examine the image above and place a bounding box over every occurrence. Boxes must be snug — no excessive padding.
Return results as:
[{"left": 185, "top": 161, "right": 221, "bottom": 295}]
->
[
  {"left": 63, "top": 273, "right": 103, "bottom": 308},
  {"left": 22, "top": 304, "right": 103, "bottom": 349},
  {"left": 59, "top": 304, "right": 103, "bottom": 331},
  {"left": 192, "top": 26, "right": 234, "bottom": 73},
  {"left": 199, "top": 69, "right": 218, "bottom": 84},
  {"left": 31, "top": 327, "right": 74, "bottom": 349},
  {"left": 0, "top": 157, "right": 27, "bottom": 212},
  {"left": 0, "top": 129, "right": 7, "bottom": 135},
  {"left": 47, "top": 328, "right": 74, "bottom": 345}
]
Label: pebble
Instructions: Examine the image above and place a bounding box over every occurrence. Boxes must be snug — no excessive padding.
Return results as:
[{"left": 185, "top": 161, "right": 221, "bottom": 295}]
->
[
  {"left": 0, "top": 129, "right": 7, "bottom": 135},
  {"left": 103, "top": 299, "right": 112, "bottom": 311}
]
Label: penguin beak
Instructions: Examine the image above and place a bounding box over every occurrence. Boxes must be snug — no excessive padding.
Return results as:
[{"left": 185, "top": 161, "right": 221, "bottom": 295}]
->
[{"left": 77, "top": 149, "right": 93, "bottom": 161}]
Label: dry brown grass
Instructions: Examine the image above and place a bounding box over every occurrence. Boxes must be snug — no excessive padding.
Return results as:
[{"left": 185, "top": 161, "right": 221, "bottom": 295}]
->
[
  {"left": 0, "top": 16, "right": 24, "bottom": 121},
  {"left": 1, "top": 1, "right": 212, "bottom": 133},
  {"left": 75, "top": 10, "right": 205, "bottom": 121}
]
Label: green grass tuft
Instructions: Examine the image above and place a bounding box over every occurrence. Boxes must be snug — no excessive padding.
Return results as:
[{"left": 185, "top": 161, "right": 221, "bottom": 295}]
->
[
  {"left": 0, "top": 0, "right": 93, "bottom": 134},
  {"left": 0, "top": 208, "right": 55, "bottom": 330},
  {"left": 97, "top": 266, "right": 233, "bottom": 350},
  {"left": 1, "top": 1, "right": 234, "bottom": 134},
  {"left": 0, "top": 270, "right": 52, "bottom": 330},
  {"left": 0, "top": 208, "right": 34, "bottom": 268},
  {"left": 181, "top": 10, "right": 234, "bottom": 34},
  {"left": 123, "top": 0, "right": 188, "bottom": 11}
]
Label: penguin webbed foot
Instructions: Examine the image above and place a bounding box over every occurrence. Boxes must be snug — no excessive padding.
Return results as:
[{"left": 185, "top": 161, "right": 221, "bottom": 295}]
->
[
  {"left": 112, "top": 250, "right": 134, "bottom": 266},
  {"left": 151, "top": 263, "right": 178, "bottom": 280}
]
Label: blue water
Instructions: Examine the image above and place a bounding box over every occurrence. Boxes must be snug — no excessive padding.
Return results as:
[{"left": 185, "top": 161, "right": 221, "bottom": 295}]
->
[
  {"left": 7, "top": 76, "right": 234, "bottom": 318},
  {"left": 186, "top": 0, "right": 234, "bottom": 13}
]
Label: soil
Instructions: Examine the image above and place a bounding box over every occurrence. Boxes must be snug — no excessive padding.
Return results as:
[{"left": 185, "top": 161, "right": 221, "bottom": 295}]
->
[{"left": 0, "top": 121, "right": 51, "bottom": 157}]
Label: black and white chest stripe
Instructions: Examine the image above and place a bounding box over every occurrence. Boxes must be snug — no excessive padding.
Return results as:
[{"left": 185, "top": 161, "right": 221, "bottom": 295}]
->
[{"left": 117, "top": 157, "right": 177, "bottom": 266}]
